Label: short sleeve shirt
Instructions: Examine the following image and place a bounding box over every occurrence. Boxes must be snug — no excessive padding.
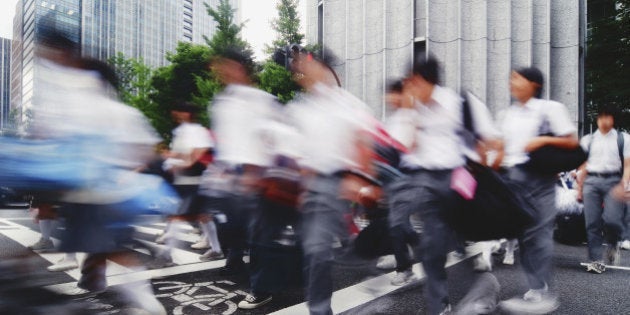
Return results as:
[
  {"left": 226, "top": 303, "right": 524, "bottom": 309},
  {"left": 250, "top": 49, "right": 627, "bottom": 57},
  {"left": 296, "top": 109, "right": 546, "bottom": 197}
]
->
[
  {"left": 499, "top": 98, "right": 577, "bottom": 167},
  {"left": 580, "top": 129, "right": 630, "bottom": 173}
]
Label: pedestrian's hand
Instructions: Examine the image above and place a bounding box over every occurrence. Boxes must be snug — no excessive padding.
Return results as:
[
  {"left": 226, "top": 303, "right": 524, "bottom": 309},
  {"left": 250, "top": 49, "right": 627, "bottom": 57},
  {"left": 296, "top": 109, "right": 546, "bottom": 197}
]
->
[{"left": 576, "top": 189, "right": 583, "bottom": 202}]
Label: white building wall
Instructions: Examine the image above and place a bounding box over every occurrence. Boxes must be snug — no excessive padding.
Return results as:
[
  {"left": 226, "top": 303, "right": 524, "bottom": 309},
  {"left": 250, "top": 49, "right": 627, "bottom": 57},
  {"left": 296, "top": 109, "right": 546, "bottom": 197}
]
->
[{"left": 307, "top": 0, "right": 582, "bottom": 123}]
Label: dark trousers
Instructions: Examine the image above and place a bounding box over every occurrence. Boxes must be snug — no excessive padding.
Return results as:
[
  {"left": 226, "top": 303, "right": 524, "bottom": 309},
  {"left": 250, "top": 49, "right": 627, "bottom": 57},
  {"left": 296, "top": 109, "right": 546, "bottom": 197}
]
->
[
  {"left": 583, "top": 175, "right": 625, "bottom": 261},
  {"left": 249, "top": 199, "right": 301, "bottom": 295},
  {"left": 300, "top": 175, "right": 349, "bottom": 315},
  {"left": 406, "top": 170, "right": 459, "bottom": 315},
  {"left": 386, "top": 175, "right": 420, "bottom": 272},
  {"left": 505, "top": 165, "right": 557, "bottom": 290},
  {"left": 221, "top": 192, "right": 258, "bottom": 268}
]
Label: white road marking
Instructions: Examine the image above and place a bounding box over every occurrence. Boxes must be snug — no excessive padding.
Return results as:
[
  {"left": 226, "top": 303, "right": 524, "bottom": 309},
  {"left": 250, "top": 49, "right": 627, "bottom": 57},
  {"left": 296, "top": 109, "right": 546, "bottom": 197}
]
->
[{"left": 269, "top": 243, "right": 483, "bottom": 315}]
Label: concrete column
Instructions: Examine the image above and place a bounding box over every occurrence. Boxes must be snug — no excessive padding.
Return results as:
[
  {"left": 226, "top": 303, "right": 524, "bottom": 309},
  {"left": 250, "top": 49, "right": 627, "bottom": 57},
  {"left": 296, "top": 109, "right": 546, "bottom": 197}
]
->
[
  {"left": 428, "top": 0, "right": 460, "bottom": 90},
  {"left": 414, "top": 0, "right": 427, "bottom": 39},
  {"left": 532, "top": 0, "right": 550, "bottom": 99},
  {"left": 364, "top": 0, "right": 384, "bottom": 115},
  {"left": 324, "top": 0, "right": 346, "bottom": 86},
  {"left": 346, "top": 0, "right": 364, "bottom": 100},
  {"left": 486, "top": 0, "right": 511, "bottom": 113},
  {"left": 387, "top": 0, "right": 413, "bottom": 79},
  {"left": 511, "top": 0, "right": 532, "bottom": 68},
  {"left": 460, "top": 0, "right": 487, "bottom": 100},
  {"left": 551, "top": 0, "right": 579, "bottom": 122},
  {"left": 305, "top": 0, "right": 319, "bottom": 45}
]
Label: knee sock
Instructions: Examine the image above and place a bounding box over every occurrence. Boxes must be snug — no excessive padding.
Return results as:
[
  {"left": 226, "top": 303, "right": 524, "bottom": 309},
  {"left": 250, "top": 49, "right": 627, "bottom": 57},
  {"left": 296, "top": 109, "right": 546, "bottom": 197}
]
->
[
  {"left": 202, "top": 221, "right": 222, "bottom": 252},
  {"left": 161, "top": 221, "right": 185, "bottom": 259},
  {"left": 39, "top": 219, "right": 54, "bottom": 241}
]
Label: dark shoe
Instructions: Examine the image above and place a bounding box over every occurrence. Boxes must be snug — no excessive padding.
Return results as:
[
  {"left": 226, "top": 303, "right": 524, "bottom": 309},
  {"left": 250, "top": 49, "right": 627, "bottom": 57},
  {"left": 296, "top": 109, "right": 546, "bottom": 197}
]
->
[
  {"left": 237, "top": 293, "right": 272, "bottom": 309},
  {"left": 199, "top": 250, "right": 224, "bottom": 261},
  {"left": 147, "top": 256, "right": 176, "bottom": 269},
  {"left": 219, "top": 263, "right": 246, "bottom": 276}
]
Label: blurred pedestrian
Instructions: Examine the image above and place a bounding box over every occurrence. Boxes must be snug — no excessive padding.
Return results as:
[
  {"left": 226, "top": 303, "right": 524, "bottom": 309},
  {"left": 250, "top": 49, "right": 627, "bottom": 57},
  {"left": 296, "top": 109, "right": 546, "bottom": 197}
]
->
[
  {"left": 576, "top": 106, "right": 630, "bottom": 273},
  {"left": 400, "top": 57, "right": 500, "bottom": 315},
  {"left": 496, "top": 67, "right": 578, "bottom": 314}
]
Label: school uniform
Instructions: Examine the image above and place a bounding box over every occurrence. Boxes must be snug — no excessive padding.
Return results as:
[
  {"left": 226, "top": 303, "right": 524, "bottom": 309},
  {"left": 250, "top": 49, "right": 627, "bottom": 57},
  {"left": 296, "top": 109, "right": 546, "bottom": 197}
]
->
[
  {"left": 580, "top": 129, "right": 630, "bottom": 262},
  {"left": 499, "top": 98, "right": 576, "bottom": 290}
]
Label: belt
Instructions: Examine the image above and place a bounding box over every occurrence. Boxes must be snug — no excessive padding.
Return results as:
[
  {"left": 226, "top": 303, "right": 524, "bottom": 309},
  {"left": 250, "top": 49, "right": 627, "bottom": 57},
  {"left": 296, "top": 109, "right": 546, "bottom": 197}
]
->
[{"left": 588, "top": 172, "right": 621, "bottom": 178}]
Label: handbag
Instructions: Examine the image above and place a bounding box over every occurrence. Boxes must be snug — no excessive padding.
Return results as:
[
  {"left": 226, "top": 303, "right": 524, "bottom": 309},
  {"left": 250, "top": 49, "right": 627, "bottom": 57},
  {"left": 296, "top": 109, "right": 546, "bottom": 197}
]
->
[
  {"left": 446, "top": 159, "right": 537, "bottom": 241},
  {"left": 525, "top": 111, "right": 586, "bottom": 174},
  {"left": 444, "top": 92, "right": 536, "bottom": 241}
]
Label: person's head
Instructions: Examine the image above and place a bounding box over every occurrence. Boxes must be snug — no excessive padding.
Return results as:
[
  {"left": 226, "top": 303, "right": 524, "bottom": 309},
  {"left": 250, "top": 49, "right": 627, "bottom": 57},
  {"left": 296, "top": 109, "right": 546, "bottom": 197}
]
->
[
  {"left": 291, "top": 50, "right": 339, "bottom": 90},
  {"left": 170, "top": 102, "right": 199, "bottom": 124},
  {"left": 35, "top": 14, "right": 81, "bottom": 67},
  {"left": 210, "top": 47, "right": 254, "bottom": 85},
  {"left": 596, "top": 105, "right": 619, "bottom": 132},
  {"left": 510, "top": 67, "right": 544, "bottom": 103},
  {"left": 386, "top": 80, "right": 413, "bottom": 109},
  {"left": 404, "top": 56, "right": 440, "bottom": 104}
]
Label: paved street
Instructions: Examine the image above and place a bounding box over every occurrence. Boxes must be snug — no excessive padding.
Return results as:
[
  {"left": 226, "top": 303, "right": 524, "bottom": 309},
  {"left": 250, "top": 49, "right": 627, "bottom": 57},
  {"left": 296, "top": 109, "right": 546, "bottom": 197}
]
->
[{"left": 0, "top": 207, "right": 629, "bottom": 314}]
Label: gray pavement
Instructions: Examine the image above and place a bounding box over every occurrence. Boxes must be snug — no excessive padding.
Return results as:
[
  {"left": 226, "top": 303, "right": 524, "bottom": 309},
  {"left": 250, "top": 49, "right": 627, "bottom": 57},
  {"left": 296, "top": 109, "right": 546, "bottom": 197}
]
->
[{"left": 0, "top": 208, "right": 629, "bottom": 314}]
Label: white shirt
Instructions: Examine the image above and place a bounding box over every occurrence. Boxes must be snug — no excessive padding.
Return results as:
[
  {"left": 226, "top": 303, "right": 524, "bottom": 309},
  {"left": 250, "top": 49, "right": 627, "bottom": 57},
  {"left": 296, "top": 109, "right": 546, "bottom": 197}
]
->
[
  {"left": 385, "top": 108, "right": 420, "bottom": 150},
  {"left": 288, "top": 83, "right": 374, "bottom": 175},
  {"left": 211, "top": 84, "right": 278, "bottom": 167},
  {"left": 499, "top": 98, "right": 576, "bottom": 167},
  {"left": 167, "top": 122, "right": 214, "bottom": 185},
  {"left": 402, "top": 86, "right": 499, "bottom": 170},
  {"left": 580, "top": 129, "right": 630, "bottom": 173}
]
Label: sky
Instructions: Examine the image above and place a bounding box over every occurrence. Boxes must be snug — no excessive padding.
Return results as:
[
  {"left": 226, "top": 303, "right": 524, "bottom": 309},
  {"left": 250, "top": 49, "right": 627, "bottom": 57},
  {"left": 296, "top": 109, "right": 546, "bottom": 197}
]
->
[{"left": 0, "top": 0, "right": 306, "bottom": 61}]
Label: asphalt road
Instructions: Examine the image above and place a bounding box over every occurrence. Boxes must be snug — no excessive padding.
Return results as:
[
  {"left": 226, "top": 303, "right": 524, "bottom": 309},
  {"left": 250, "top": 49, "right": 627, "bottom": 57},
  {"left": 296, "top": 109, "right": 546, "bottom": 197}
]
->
[{"left": 0, "top": 208, "right": 629, "bottom": 314}]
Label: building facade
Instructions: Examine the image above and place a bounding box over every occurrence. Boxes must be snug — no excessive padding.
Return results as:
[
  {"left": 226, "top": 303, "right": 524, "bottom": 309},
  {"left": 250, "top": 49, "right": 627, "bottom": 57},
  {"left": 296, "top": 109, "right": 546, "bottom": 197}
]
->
[
  {"left": 11, "top": 0, "right": 81, "bottom": 124},
  {"left": 81, "top": 0, "right": 241, "bottom": 68},
  {"left": 10, "top": 0, "right": 240, "bottom": 126},
  {"left": 0, "top": 38, "right": 11, "bottom": 132},
  {"left": 306, "top": 0, "right": 586, "bottom": 132}
]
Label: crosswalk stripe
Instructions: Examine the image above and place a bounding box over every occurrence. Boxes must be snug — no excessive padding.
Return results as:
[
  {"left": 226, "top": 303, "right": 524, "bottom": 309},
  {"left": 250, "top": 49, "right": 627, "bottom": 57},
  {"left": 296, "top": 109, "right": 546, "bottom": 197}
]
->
[
  {"left": 132, "top": 224, "right": 201, "bottom": 244},
  {"left": 269, "top": 243, "right": 483, "bottom": 315},
  {"left": 0, "top": 219, "right": 132, "bottom": 279}
]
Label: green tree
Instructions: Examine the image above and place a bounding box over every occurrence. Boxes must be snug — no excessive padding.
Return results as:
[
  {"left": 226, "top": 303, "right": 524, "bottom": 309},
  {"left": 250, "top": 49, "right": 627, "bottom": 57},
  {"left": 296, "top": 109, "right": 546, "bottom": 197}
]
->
[
  {"left": 258, "top": 61, "right": 300, "bottom": 103},
  {"left": 265, "top": 0, "right": 304, "bottom": 54},
  {"left": 107, "top": 53, "right": 168, "bottom": 138},
  {"left": 586, "top": 0, "right": 630, "bottom": 130},
  {"left": 204, "top": 0, "right": 254, "bottom": 61},
  {"left": 149, "top": 43, "right": 215, "bottom": 140}
]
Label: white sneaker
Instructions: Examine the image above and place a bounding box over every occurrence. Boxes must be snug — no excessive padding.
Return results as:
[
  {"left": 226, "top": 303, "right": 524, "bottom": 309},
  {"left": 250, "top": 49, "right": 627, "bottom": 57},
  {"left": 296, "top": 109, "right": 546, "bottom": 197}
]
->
[
  {"left": 47, "top": 257, "right": 78, "bottom": 272},
  {"left": 502, "top": 252, "right": 515, "bottom": 265},
  {"left": 376, "top": 255, "right": 396, "bottom": 269},
  {"left": 155, "top": 233, "right": 167, "bottom": 244},
  {"left": 473, "top": 253, "right": 492, "bottom": 272},
  {"left": 621, "top": 240, "right": 630, "bottom": 250},
  {"left": 190, "top": 239, "right": 210, "bottom": 250},
  {"left": 499, "top": 284, "right": 558, "bottom": 314},
  {"left": 391, "top": 270, "right": 418, "bottom": 286}
]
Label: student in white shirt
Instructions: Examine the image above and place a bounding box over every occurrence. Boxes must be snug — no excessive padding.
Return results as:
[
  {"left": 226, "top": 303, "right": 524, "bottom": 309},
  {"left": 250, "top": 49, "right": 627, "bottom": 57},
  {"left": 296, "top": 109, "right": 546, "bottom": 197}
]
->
[
  {"left": 400, "top": 57, "right": 501, "bottom": 315},
  {"left": 577, "top": 106, "right": 630, "bottom": 273},
  {"left": 288, "top": 52, "right": 376, "bottom": 315},
  {"left": 496, "top": 67, "right": 578, "bottom": 314}
]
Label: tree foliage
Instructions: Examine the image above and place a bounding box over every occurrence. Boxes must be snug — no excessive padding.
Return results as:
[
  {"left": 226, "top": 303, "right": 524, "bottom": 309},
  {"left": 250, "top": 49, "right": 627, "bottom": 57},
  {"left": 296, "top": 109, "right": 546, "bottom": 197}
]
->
[
  {"left": 149, "top": 43, "right": 215, "bottom": 140},
  {"left": 204, "top": 0, "right": 254, "bottom": 61},
  {"left": 265, "top": 0, "right": 304, "bottom": 54},
  {"left": 586, "top": 0, "right": 630, "bottom": 130},
  {"left": 258, "top": 61, "right": 300, "bottom": 104}
]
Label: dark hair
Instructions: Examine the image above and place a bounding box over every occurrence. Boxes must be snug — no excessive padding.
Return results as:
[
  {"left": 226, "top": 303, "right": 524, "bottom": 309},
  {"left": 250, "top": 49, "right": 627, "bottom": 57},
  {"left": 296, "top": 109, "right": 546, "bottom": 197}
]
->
[
  {"left": 81, "top": 58, "right": 119, "bottom": 90},
  {"left": 171, "top": 101, "right": 200, "bottom": 114},
  {"left": 212, "top": 46, "right": 254, "bottom": 75},
  {"left": 387, "top": 80, "right": 404, "bottom": 93},
  {"left": 598, "top": 105, "right": 619, "bottom": 126},
  {"left": 515, "top": 67, "right": 544, "bottom": 98},
  {"left": 411, "top": 55, "right": 440, "bottom": 85}
]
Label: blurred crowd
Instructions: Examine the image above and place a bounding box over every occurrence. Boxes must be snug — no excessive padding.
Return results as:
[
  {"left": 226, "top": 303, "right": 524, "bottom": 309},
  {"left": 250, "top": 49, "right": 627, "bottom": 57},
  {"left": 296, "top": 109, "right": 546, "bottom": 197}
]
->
[{"left": 1, "top": 26, "right": 629, "bottom": 315}]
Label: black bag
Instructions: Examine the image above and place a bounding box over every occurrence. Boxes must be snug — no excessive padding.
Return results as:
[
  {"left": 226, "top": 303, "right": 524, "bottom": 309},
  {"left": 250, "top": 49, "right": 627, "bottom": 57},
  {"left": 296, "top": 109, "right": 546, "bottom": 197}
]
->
[
  {"left": 445, "top": 159, "right": 537, "bottom": 241},
  {"left": 445, "top": 92, "right": 537, "bottom": 241},
  {"left": 525, "top": 111, "right": 586, "bottom": 174},
  {"left": 526, "top": 146, "right": 587, "bottom": 174},
  {"left": 553, "top": 212, "right": 586, "bottom": 245}
]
